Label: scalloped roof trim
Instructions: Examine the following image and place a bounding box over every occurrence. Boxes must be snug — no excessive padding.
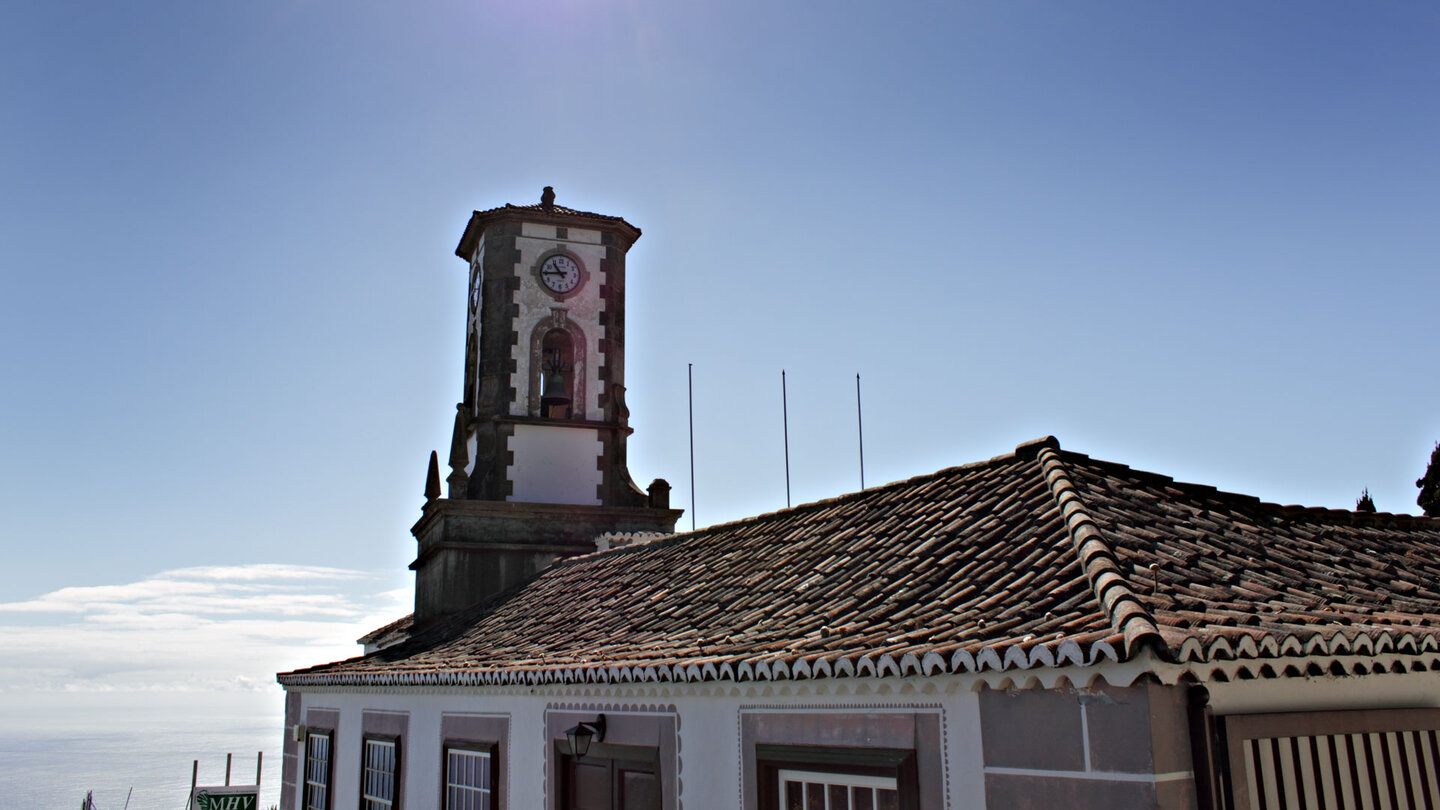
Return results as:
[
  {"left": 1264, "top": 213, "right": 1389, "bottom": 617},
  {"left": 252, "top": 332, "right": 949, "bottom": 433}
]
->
[
  {"left": 278, "top": 627, "right": 1440, "bottom": 689},
  {"left": 1171, "top": 628, "right": 1440, "bottom": 664}
]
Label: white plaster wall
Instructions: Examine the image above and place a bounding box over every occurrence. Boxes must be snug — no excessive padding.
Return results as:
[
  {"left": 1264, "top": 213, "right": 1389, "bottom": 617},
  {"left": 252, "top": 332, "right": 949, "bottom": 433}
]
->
[
  {"left": 946, "top": 686, "right": 986, "bottom": 810},
  {"left": 404, "top": 704, "right": 442, "bottom": 809},
  {"left": 671, "top": 697, "right": 742, "bottom": 807},
  {"left": 288, "top": 691, "right": 539, "bottom": 810},
  {"left": 510, "top": 226, "right": 606, "bottom": 419},
  {"left": 289, "top": 676, "right": 993, "bottom": 810},
  {"left": 520, "top": 223, "right": 602, "bottom": 243},
  {"left": 506, "top": 424, "right": 603, "bottom": 505}
]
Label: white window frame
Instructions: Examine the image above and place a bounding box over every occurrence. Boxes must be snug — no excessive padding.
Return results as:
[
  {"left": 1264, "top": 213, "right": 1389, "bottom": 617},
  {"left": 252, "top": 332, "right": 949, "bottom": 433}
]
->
[
  {"left": 362, "top": 737, "right": 398, "bottom": 810},
  {"left": 303, "top": 730, "right": 332, "bottom": 810},
  {"left": 445, "top": 746, "right": 494, "bottom": 810},
  {"left": 777, "top": 768, "right": 899, "bottom": 810}
]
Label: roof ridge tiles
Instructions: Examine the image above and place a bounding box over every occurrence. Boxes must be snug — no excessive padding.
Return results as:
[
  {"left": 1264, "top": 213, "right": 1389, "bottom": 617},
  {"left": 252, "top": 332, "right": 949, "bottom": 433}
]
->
[
  {"left": 1035, "top": 446, "right": 1164, "bottom": 660},
  {"left": 1065, "top": 451, "right": 1438, "bottom": 523},
  {"left": 563, "top": 437, "right": 1115, "bottom": 564}
]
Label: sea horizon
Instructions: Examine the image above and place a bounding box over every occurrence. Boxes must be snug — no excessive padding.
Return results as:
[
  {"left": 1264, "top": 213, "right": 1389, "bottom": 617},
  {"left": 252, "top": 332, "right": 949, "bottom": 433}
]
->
[{"left": 0, "top": 692, "right": 285, "bottom": 810}]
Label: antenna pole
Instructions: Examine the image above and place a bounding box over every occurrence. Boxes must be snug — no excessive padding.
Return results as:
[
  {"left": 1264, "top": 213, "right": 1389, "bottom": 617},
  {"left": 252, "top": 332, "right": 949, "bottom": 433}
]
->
[
  {"left": 856, "top": 373, "right": 865, "bottom": 490},
  {"left": 688, "top": 363, "right": 696, "bottom": 531},
  {"left": 782, "top": 370, "right": 791, "bottom": 508}
]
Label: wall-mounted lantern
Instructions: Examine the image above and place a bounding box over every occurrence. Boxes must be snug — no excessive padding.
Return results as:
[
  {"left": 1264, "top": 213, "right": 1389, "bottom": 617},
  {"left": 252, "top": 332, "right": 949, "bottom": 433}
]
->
[{"left": 565, "top": 714, "right": 607, "bottom": 758}]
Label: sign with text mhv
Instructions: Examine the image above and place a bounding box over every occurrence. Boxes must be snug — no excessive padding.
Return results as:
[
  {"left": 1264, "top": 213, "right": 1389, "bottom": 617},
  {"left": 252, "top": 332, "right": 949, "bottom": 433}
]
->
[{"left": 190, "top": 786, "right": 259, "bottom": 810}]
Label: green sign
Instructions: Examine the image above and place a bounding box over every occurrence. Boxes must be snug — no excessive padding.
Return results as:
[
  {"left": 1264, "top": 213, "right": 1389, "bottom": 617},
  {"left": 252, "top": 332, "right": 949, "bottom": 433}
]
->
[{"left": 191, "top": 786, "right": 258, "bottom": 810}]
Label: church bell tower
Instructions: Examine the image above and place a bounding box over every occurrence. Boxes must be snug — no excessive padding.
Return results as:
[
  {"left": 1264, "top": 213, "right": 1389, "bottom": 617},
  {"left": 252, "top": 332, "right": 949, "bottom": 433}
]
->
[{"left": 410, "top": 188, "right": 682, "bottom": 622}]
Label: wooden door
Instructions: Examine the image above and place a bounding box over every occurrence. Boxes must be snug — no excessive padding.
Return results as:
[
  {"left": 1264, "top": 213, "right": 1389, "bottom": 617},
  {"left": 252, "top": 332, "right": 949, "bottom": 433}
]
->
[{"left": 561, "top": 755, "right": 660, "bottom": 810}]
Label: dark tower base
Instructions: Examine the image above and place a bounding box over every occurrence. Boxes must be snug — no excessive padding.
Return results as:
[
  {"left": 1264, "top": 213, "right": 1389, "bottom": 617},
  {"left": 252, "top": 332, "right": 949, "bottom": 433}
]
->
[{"left": 411, "top": 499, "right": 682, "bottom": 622}]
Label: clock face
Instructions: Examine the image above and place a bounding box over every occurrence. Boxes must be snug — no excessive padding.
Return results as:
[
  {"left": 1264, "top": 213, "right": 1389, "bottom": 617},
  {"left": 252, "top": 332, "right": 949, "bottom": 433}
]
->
[{"left": 539, "top": 255, "right": 581, "bottom": 294}]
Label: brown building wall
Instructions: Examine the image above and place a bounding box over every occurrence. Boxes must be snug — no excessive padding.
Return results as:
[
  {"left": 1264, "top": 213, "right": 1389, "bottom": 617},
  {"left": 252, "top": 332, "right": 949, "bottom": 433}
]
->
[
  {"left": 739, "top": 708, "right": 946, "bottom": 810},
  {"left": 979, "top": 682, "right": 1198, "bottom": 810},
  {"left": 279, "top": 692, "right": 301, "bottom": 810},
  {"left": 984, "top": 773, "right": 1162, "bottom": 808}
]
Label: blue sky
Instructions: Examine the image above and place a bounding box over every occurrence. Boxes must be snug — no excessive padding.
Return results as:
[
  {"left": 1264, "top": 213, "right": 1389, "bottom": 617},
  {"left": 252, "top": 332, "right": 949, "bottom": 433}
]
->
[{"left": 2, "top": 0, "right": 1438, "bottom": 728}]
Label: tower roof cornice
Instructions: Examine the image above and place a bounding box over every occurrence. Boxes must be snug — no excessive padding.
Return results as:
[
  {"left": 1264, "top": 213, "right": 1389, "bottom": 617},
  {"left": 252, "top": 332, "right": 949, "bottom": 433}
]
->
[{"left": 455, "top": 196, "right": 641, "bottom": 260}]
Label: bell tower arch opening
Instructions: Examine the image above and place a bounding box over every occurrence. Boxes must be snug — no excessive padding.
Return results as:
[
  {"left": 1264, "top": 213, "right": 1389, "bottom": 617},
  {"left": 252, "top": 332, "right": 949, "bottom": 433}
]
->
[{"left": 528, "top": 315, "right": 586, "bottom": 420}]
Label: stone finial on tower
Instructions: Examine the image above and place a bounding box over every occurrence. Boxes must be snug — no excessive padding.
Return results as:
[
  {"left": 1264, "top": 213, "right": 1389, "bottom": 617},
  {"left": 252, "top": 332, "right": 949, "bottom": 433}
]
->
[
  {"left": 446, "top": 406, "right": 469, "bottom": 497},
  {"left": 425, "top": 451, "right": 441, "bottom": 502},
  {"left": 540, "top": 186, "right": 556, "bottom": 210}
]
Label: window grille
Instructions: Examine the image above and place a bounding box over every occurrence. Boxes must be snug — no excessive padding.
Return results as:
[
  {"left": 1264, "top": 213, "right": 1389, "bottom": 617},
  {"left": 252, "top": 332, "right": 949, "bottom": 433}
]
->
[
  {"left": 362, "top": 738, "right": 398, "bottom": 810},
  {"left": 445, "top": 747, "right": 493, "bottom": 810},
  {"left": 777, "top": 769, "right": 900, "bottom": 810},
  {"left": 303, "top": 731, "right": 331, "bottom": 810}
]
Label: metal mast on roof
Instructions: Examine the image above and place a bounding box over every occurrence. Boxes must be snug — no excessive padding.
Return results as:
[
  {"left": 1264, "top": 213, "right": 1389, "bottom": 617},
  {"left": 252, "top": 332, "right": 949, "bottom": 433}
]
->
[
  {"left": 857, "top": 373, "right": 865, "bottom": 490},
  {"left": 782, "top": 370, "right": 791, "bottom": 508},
  {"left": 688, "top": 363, "right": 696, "bottom": 532}
]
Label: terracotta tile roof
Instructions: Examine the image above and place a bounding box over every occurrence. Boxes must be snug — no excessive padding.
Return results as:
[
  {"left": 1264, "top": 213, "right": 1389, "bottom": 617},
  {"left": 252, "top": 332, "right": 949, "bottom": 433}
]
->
[
  {"left": 357, "top": 614, "right": 413, "bottom": 648},
  {"left": 472, "top": 201, "right": 634, "bottom": 226},
  {"left": 280, "top": 437, "right": 1440, "bottom": 688}
]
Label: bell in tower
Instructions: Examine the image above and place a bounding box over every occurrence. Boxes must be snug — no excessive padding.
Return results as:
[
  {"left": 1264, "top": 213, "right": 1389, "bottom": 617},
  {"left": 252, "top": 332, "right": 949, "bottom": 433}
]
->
[
  {"left": 409, "top": 188, "right": 681, "bottom": 623},
  {"left": 539, "top": 338, "right": 573, "bottom": 419}
]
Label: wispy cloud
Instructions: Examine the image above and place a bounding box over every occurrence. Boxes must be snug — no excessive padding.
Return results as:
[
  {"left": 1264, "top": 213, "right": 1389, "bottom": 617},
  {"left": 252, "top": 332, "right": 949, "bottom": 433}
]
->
[
  {"left": 0, "top": 564, "right": 412, "bottom": 698},
  {"left": 0, "top": 564, "right": 371, "bottom": 615}
]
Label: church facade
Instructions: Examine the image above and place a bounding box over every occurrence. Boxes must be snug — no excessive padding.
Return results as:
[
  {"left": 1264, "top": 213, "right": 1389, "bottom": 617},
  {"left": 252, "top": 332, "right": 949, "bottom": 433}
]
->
[{"left": 278, "top": 192, "right": 1440, "bottom": 810}]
